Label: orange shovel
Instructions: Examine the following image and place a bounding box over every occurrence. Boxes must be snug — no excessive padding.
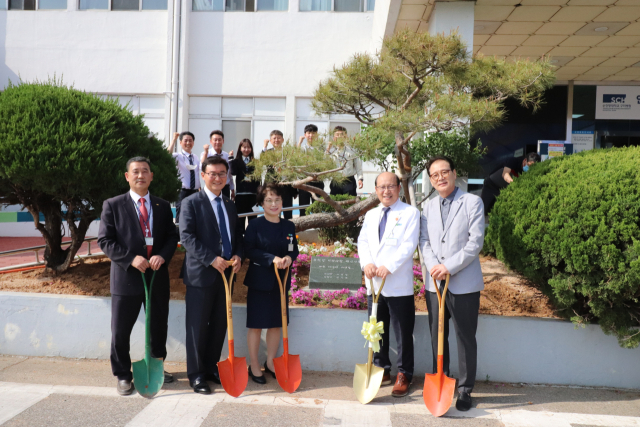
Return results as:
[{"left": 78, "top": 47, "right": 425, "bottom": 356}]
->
[
  {"left": 217, "top": 261, "right": 248, "bottom": 398},
  {"left": 423, "top": 274, "right": 456, "bottom": 417},
  {"left": 273, "top": 263, "right": 302, "bottom": 393}
]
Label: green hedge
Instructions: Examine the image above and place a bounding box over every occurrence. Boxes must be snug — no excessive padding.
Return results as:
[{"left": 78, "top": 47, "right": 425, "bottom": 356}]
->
[
  {"left": 485, "top": 147, "right": 640, "bottom": 348},
  {"left": 306, "top": 194, "right": 363, "bottom": 243}
]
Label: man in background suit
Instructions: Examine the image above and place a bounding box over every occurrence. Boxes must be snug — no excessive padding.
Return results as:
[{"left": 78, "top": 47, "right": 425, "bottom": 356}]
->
[
  {"left": 98, "top": 156, "right": 179, "bottom": 396},
  {"left": 357, "top": 171, "right": 420, "bottom": 397},
  {"left": 419, "top": 155, "right": 485, "bottom": 412},
  {"left": 180, "top": 155, "right": 244, "bottom": 394}
]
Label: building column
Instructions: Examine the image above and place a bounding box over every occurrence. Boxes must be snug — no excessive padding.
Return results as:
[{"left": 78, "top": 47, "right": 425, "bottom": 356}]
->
[
  {"left": 427, "top": 1, "right": 474, "bottom": 56},
  {"left": 285, "top": 95, "right": 296, "bottom": 144},
  {"left": 566, "top": 81, "right": 574, "bottom": 143},
  {"left": 369, "top": 0, "right": 402, "bottom": 53}
]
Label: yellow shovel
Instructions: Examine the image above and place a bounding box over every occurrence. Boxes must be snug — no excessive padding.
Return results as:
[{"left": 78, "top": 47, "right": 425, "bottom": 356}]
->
[{"left": 353, "top": 277, "right": 386, "bottom": 404}]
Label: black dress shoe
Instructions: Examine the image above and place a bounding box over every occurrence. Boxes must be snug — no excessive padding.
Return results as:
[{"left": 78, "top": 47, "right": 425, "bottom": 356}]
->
[
  {"left": 249, "top": 366, "right": 266, "bottom": 384},
  {"left": 263, "top": 361, "right": 276, "bottom": 379},
  {"left": 190, "top": 378, "right": 211, "bottom": 394},
  {"left": 456, "top": 391, "right": 472, "bottom": 411},
  {"left": 117, "top": 379, "right": 133, "bottom": 396},
  {"left": 205, "top": 372, "right": 221, "bottom": 384},
  {"left": 164, "top": 371, "right": 174, "bottom": 383}
]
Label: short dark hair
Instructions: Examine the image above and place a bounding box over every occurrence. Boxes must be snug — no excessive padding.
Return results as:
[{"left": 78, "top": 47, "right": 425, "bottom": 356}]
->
[
  {"left": 270, "top": 130, "right": 283, "bottom": 138},
  {"left": 179, "top": 131, "right": 195, "bottom": 141},
  {"left": 256, "top": 183, "right": 284, "bottom": 206},
  {"left": 374, "top": 173, "right": 401, "bottom": 187},
  {"left": 426, "top": 155, "right": 456, "bottom": 175},
  {"left": 126, "top": 156, "right": 151, "bottom": 172},
  {"left": 304, "top": 124, "right": 318, "bottom": 133},
  {"left": 202, "top": 155, "right": 229, "bottom": 173},
  {"left": 333, "top": 126, "right": 347, "bottom": 133},
  {"left": 526, "top": 152, "right": 541, "bottom": 163},
  {"left": 210, "top": 130, "right": 224, "bottom": 139}
]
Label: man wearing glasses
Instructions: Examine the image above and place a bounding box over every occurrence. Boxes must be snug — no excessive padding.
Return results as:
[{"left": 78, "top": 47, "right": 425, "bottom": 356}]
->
[
  {"left": 419, "top": 155, "right": 485, "bottom": 412},
  {"left": 179, "top": 156, "right": 244, "bottom": 394},
  {"left": 357, "top": 172, "right": 420, "bottom": 397}
]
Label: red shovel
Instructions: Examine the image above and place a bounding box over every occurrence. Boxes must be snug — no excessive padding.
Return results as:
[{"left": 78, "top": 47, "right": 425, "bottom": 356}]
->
[
  {"left": 423, "top": 274, "right": 456, "bottom": 417},
  {"left": 273, "top": 263, "right": 302, "bottom": 393},
  {"left": 217, "top": 261, "right": 248, "bottom": 397}
]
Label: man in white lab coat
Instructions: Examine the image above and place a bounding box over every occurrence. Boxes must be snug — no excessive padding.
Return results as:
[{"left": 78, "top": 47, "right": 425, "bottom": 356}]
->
[{"left": 357, "top": 172, "right": 420, "bottom": 397}]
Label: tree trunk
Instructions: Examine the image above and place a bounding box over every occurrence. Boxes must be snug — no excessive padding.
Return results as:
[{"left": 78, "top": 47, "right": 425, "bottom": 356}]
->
[
  {"left": 394, "top": 130, "right": 412, "bottom": 204},
  {"left": 292, "top": 193, "right": 379, "bottom": 232},
  {"left": 407, "top": 174, "right": 429, "bottom": 294}
]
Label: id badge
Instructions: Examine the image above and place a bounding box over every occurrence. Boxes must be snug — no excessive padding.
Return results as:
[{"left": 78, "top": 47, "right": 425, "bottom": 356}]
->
[
  {"left": 145, "top": 237, "right": 154, "bottom": 246},
  {"left": 288, "top": 243, "right": 294, "bottom": 251},
  {"left": 385, "top": 238, "right": 398, "bottom": 246}
]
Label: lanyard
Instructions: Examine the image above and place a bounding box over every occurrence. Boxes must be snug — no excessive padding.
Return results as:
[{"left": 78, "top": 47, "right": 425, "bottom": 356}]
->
[{"left": 134, "top": 199, "right": 151, "bottom": 237}]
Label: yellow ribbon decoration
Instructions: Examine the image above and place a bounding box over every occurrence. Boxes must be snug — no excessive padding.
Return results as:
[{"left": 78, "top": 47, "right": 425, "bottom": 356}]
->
[{"left": 361, "top": 315, "right": 384, "bottom": 353}]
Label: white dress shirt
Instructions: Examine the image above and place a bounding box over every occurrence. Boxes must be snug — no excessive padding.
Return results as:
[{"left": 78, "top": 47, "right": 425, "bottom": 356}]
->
[
  {"left": 203, "top": 186, "right": 231, "bottom": 241},
  {"left": 172, "top": 150, "right": 201, "bottom": 190},
  {"left": 328, "top": 145, "right": 363, "bottom": 181},
  {"left": 129, "top": 190, "right": 153, "bottom": 236},
  {"left": 202, "top": 148, "right": 235, "bottom": 191}
]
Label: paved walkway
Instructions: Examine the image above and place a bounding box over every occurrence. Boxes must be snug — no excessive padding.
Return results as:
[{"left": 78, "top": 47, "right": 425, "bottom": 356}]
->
[
  {"left": 0, "top": 237, "right": 97, "bottom": 269},
  {"left": 0, "top": 356, "right": 638, "bottom": 426}
]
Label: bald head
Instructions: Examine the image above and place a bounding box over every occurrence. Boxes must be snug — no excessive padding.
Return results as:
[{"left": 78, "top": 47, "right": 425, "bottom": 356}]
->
[{"left": 375, "top": 172, "right": 401, "bottom": 207}]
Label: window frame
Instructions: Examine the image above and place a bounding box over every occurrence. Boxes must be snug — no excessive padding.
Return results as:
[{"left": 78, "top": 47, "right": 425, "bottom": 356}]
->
[{"left": 299, "top": 0, "right": 373, "bottom": 12}]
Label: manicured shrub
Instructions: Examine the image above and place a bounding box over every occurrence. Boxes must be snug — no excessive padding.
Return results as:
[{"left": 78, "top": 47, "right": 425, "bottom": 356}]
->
[
  {"left": 305, "top": 194, "right": 363, "bottom": 243},
  {"left": 485, "top": 147, "right": 640, "bottom": 348}
]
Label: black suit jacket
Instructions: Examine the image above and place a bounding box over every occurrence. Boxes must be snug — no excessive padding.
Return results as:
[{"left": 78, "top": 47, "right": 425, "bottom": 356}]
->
[
  {"left": 179, "top": 190, "right": 244, "bottom": 287},
  {"left": 229, "top": 157, "right": 259, "bottom": 194},
  {"left": 98, "top": 193, "right": 179, "bottom": 296}
]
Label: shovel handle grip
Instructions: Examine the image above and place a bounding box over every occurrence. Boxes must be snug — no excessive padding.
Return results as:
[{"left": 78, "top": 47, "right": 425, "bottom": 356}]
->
[
  {"left": 368, "top": 277, "right": 387, "bottom": 305},
  {"left": 274, "top": 264, "right": 290, "bottom": 340},
  {"left": 221, "top": 262, "right": 236, "bottom": 341},
  {"left": 432, "top": 275, "right": 450, "bottom": 359}
]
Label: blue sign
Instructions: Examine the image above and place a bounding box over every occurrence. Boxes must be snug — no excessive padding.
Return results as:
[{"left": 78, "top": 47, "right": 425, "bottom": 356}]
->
[{"left": 603, "top": 94, "right": 626, "bottom": 103}]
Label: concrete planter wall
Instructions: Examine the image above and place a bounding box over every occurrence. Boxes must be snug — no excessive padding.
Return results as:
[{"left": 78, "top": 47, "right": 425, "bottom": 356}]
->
[{"left": 0, "top": 292, "right": 638, "bottom": 389}]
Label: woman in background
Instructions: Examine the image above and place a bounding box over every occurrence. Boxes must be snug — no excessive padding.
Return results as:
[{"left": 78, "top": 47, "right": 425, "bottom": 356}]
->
[{"left": 229, "top": 139, "right": 259, "bottom": 233}]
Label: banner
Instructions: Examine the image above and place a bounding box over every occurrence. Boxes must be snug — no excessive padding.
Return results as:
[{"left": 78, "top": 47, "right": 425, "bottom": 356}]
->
[
  {"left": 595, "top": 86, "right": 640, "bottom": 120},
  {"left": 571, "top": 131, "right": 594, "bottom": 153}
]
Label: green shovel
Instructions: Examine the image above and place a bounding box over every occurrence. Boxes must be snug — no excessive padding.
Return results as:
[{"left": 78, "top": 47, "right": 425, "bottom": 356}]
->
[{"left": 132, "top": 270, "right": 164, "bottom": 398}]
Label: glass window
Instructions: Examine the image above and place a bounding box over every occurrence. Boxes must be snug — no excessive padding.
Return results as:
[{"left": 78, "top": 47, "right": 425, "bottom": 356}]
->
[
  {"left": 79, "top": 0, "right": 108, "bottom": 9},
  {"left": 366, "top": 0, "right": 373, "bottom": 11},
  {"left": 39, "top": 0, "right": 67, "bottom": 8},
  {"left": 142, "top": 0, "right": 167, "bottom": 9},
  {"left": 334, "top": 0, "right": 361, "bottom": 12},
  {"left": 299, "top": 0, "right": 329, "bottom": 11},
  {"left": 225, "top": 0, "right": 243, "bottom": 10},
  {"left": 9, "top": 0, "right": 35, "bottom": 9},
  {"left": 222, "top": 120, "right": 252, "bottom": 152},
  {"left": 112, "top": 0, "right": 138, "bottom": 9},
  {"left": 193, "top": 0, "right": 223, "bottom": 10},
  {"left": 222, "top": 98, "right": 253, "bottom": 117},
  {"left": 256, "top": 0, "right": 286, "bottom": 11},
  {"left": 189, "top": 118, "right": 223, "bottom": 149},
  {"left": 254, "top": 98, "right": 285, "bottom": 117}
]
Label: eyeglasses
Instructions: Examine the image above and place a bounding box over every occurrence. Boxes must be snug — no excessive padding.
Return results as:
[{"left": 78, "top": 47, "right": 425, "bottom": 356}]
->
[
  {"left": 429, "top": 170, "right": 451, "bottom": 181},
  {"left": 376, "top": 185, "right": 398, "bottom": 191},
  {"left": 203, "top": 172, "right": 227, "bottom": 179},
  {"left": 263, "top": 198, "right": 282, "bottom": 206}
]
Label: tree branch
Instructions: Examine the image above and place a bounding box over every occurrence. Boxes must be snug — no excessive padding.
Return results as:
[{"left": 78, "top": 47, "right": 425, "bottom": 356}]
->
[{"left": 292, "top": 193, "right": 379, "bottom": 232}]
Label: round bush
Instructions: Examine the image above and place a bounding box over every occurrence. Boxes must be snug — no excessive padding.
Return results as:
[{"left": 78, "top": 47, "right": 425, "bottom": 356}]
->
[{"left": 485, "top": 147, "right": 640, "bottom": 348}]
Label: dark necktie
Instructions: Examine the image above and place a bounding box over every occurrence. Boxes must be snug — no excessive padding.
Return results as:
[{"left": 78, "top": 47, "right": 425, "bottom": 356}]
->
[
  {"left": 138, "top": 199, "right": 152, "bottom": 258},
  {"left": 378, "top": 207, "right": 390, "bottom": 242},
  {"left": 188, "top": 154, "right": 195, "bottom": 190},
  {"left": 215, "top": 197, "right": 232, "bottom": 259}
]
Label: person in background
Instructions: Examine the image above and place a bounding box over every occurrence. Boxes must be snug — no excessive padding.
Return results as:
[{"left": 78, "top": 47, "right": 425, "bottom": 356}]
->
[
  {"left": 420, "top": 155, "right": 485, "bottom": 412},
  {"left": 326, "top": 126, "right": 363, "bottom": 196},
  {"left": 200, "top": 130, "right": 235, "bottom": 200},
  {"left": 296, "top": 124, "right": 325, "bottom": 217},
  {"left": 229, "top": 139, "right": 259, "bottom": 233},
  {"left": 480, "top": 152, "right": 540, "bottom": 216},
  {"left": 243, "top": 183, "right": 299, "bottom": 384},
  {"left": 167, "top": 131, "right": 200, "bottom": 225},
  {"left": 262, "top": 130, "right": 298, "bottom": 220},
  {"left": 357, "top": 172, "right": 420, "bottom": 397},
  {"left": 98, "top": 157, "right": 179, "bottom": 396}
]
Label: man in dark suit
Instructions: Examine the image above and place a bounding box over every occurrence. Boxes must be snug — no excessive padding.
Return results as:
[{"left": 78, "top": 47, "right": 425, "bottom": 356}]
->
[
  {"left": 98, "top": 156, "right": 179, "bottom": 396},
  {"left": 180, "top": 155, "right": 243, "bottom": 394}
]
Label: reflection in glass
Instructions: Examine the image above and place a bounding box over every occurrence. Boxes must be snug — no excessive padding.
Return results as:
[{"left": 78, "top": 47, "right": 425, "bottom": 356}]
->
[
  {"left": 299, "top": 0, "right": 330, "bottom": 11},
  {"left": 334, "top": 0, "right": 360, "bottom": 11},
  {"left": 79, "top": 0, "right": 108, "bottom": 9},
  {"left": 256, "top": 0, "right": 286, "bottom": 10},
  {"left": 142, "top": 0, "right": 167, "bottom": 9}
]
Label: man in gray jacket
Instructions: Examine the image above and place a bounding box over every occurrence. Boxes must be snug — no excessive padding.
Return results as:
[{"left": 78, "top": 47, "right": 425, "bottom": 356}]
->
[{"left": 419, "top": 155, "right": 485, "bottom": 412}]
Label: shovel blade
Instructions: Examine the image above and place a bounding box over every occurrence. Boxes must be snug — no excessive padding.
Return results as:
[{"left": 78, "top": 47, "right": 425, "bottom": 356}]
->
[
  {"left": 273, "top": 354, "right": 302, "bottom": 393},
  {"left": 132, "top": 357, "right": 164, "bottom": 398},
  {"left": 218, "top": 357, "right": 248, "bottom": 398},
  {"left": 423, "top": 372, "right": 456, "bottom": 417},
  {"left": 353, "top": 363, "right": 385, "bottom": 404}
]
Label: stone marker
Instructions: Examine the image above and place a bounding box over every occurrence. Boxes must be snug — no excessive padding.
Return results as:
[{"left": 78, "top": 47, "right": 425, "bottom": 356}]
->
[{"left": 308, "top": 256, "right": 363, "bottom": 290}]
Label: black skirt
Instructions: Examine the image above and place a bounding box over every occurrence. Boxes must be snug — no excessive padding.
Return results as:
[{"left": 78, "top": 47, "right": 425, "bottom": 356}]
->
[{"left": 246, "top": 287, "right": 289, "bottom": 329}]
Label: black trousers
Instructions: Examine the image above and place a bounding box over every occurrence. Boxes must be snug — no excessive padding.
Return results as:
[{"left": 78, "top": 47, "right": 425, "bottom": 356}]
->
[
  {"left": 235, "top": 193, "right": 257, "bottom": 233},
  {"left": 222, "top": 184, "right": 231, "bottom": 198},
  {"left": 298, "top": 181, "right": 324, "bottom": 217},
  {"left": 282, "top": 186, "right": 294, "bottom": 220},
  {"left": 367, "top": 294, "right": 415, "bottom": 382},
  {"left": 330, "top": 175, "right": 357, "bottom": 196},
  {"left": 111, "top": 284, "right": 169, "bottom": 381},
  {"left": 175, "top": 188, "right": 199, "bottom": 224},
  {"left": 185, "top": 279, "right": 228, "bottom": 382},
  {"left": 425, "top": 288, "right": 480, "bottom": 394}
]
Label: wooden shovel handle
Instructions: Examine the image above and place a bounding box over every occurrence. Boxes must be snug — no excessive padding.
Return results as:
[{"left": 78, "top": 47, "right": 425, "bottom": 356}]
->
[
  {"left": 274, "top": 263, "right": 290, "bottom": 339},
  {"left": 221, "top": 261, "right": 236, "bottom": 341},
  {"left": 368, "top": 277, "right": 387, "bottom": 305},
  {"left": 432, "top": 274, "right": 450, "bottom": 359}
]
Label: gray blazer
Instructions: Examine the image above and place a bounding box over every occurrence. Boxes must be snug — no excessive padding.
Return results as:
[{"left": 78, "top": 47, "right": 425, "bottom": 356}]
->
[{"left": 419, "top": 188, "right": 485, "bottom": 295}]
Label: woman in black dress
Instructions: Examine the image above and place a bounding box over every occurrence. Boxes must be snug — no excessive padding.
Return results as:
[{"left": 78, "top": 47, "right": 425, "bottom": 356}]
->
[
  {"left": 229, "top": 139, "right": 259, "bottom": 233},
  {"left": 243, "top": 184, "right": 299, "bottom": 384}
]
